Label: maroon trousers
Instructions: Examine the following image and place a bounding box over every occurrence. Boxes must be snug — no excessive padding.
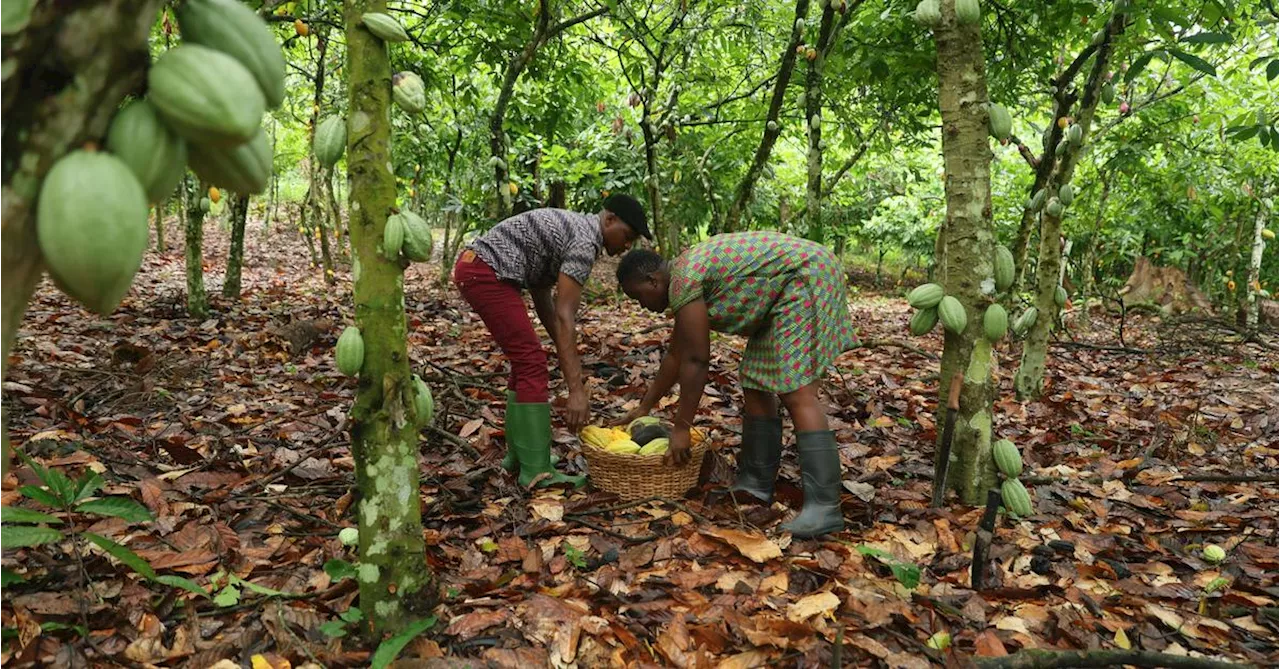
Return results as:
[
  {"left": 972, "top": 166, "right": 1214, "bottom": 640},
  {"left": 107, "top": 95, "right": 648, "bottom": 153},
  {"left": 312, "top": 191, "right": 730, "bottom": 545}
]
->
[{"left": 452, "top": 250, "right": 549, "bottom": 403}]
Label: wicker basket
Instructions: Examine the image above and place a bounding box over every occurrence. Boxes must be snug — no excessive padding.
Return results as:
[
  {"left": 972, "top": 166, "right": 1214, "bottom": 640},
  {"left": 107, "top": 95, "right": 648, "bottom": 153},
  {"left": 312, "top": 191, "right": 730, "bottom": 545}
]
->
[{"left": 582, "top": 440, "right": 708, "bottom": 501}]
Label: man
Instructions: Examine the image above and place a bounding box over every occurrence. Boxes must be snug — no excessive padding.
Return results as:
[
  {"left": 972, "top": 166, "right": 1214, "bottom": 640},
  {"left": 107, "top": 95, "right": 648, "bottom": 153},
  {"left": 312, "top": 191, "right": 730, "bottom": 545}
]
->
[{"left": 453, "top": 194, "right": 649, "bottom": 488}]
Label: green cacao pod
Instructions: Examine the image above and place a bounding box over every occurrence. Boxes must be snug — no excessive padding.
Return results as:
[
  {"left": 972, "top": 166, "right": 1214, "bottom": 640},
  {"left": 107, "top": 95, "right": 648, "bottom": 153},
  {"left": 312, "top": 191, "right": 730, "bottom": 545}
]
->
[
  {"left": 188, "top": 126, "right": 271, "bottom": 195},
  {"left": 105, "top": 99, "right": 188, "bottom": 203},
  {"left": 36, "top": 151, "right": 149, "bottom": 315},
  {"left": 1013, "top": 307, "right": 1038, "bottom": 335},
  {"left": 994, "top": 245, "right": 1015, "bottom": 292},
  {"left": 362, "top": 12, "right": 409, "bottom": 42},
  {"left": 993, "top": 439, "right": 1023, "bottom": 478},
  {"left": 174, "top": 0, "right": 286, "bottom": 109},
  {"left": 1045, "top": 199, "right": 1065, "bottom": 218},
  {"left": 1028, "top": 188, "right": 1047, "bottom": 212},
  {"left": 1001, "top": 478, "right": 1033, "bottom": 517},
  {"left": 148, "top": 44, "right": 265, "bottom": 147},
  {"left": 400, "top": 209, "right": 434, "bottom": 262},
  {"left": 392, "top": 71, "right": 426, "bottom": 114},
  {"left": 907, "top": 283, "right": 945, "bottom": 309},
  {"left": 383, "top": 214, "right": 405, "bottom": 258},
  {"left": 909, "top": 307, "right": 938, "bottom": 336},
  {"left": 1055, "top": 285, "right": 1068, "bottom": 308},
  {"left": 336, "top": 326, "right": 364, "bottom": 376},
  {"left": 1067, "top": 123, "right": 1083, "bottom": 144},
  {"left": 937, "top": 295, "right": 967, "bottom": 334},
  {"left": 1055, "top": 141, "right": 1068, "bottom": 158},
  {"left": 200, "top": 197, "right": 212, "bottom": 212},
  {"left": 314, "top": 116, "right": 346, "bottom": 168},
  {"left": 913, "top": 0, "right": 941, "bottom": 26},
  {"left": 413, "top": 374, "right": 435, "bottom": 425},
  {"left": 1058, "top": 183, "right": 1074, "bottom": 206},
  {"left": 988, "top": 103, "right": 1012, "bottom": 141},
  {"left": 955, "top": 0, "right": 981, "bottom": 24},
  {"left": 1100, "top": 83, "right": 1115, "bottom": 104},
  {"left": 1202, "top": 544, "right": 1226, "bottom": 564},
  {"left": 983, "top": 303, "right": 1008, "bottom": 341}
]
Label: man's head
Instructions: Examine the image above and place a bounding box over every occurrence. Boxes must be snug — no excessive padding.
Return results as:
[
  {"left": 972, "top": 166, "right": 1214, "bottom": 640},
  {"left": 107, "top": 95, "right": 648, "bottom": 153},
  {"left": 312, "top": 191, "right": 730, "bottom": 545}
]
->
[
  {"left": 599, "top": 193, "right": 650, "bottom": 256},
  {"left": 616, "top": 249, "right": 670, "bottom": 313}
]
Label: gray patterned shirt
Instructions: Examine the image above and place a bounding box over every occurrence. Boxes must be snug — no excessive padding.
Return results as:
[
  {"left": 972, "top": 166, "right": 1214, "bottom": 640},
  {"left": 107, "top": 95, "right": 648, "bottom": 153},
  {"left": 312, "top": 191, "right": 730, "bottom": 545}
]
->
[{"left": 468, "top": 208, "right": 603, "bottom": 289}]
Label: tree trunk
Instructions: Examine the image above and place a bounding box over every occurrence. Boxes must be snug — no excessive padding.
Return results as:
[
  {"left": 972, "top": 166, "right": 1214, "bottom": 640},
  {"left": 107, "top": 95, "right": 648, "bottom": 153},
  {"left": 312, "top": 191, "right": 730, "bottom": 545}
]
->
[
  {"left": 1075, "top": 177, "right": 1110, "bottom": 327},
  {"left": 639, "top": 117, "right": 668, "bottom": 255},
  {"left": 223, "top": 193, "right": 250, "bottom": 299},
  {"left": 326, "top": 165, "right": 348, "bottom": 261},
  {"left": 185, "top": 176, "right": 209, "bottom": 319},
  {"left": 1244, "top": 199, "right": 1267, "bottom": 331},
  {"left": 721, "top": 0, "right": 810, "bottom": 233},
  {"left": 300, "top": 199, "right": 319, "bottom": 267},
  {"left": 316, "top": 185, "right": 336, "bottom": 285},
  {"left": 804, "top": 3, "right": 837, "bottom": 243},
  {"left": 933, "top": 0, "right": 998, "bottom": 504},
  {"left": 344, "top": 0, "right": 437, "bottom": 636},
  {"left": 1015, "top": 9, "right": 1123, "bottom": 400},
  {"left": 155, "top": 199, "right": 169, "bottom": 253}
]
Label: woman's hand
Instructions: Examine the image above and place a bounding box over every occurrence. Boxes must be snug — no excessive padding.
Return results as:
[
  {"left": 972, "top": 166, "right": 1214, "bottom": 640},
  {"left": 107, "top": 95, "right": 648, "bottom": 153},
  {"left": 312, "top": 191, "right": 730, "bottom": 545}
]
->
[{"left": 663, "top": 425, "right": 693, "bottom": 467}]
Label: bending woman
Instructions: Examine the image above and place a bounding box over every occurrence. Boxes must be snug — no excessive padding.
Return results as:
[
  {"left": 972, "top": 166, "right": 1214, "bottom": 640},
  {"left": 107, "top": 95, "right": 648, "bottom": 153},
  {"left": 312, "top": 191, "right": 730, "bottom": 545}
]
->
[{"left": 614, "top": 231, "right": 856, "bottom": 537}]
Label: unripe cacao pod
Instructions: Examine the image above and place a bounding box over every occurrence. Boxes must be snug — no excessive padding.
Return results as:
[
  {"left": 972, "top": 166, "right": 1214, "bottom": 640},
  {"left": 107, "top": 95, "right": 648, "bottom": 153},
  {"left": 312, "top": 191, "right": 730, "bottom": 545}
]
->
[
  {"left": 314, "top": 116, "right": 346, "bottom": 168},
  {"left": 400, "top": 210, "right": 434, "bottom": 262},
  {"left": 955, "top": 0, "right": 981, "bottom": 24},
  {"left": 1029, "top": 188, "right": 1047, "bottom": 212},
  {"left": 105, "top": 99, "right": 188, "bottom": 204},
  {"left": 200, "top": 197, "right": 212, "bottom": 212},
  {"left": 335, "top": 326, "right": 364, "bottom": 376},
  {"left": 362, "top": 12, "right": 409, "bottom": 42},
  {"left": 392, "top": 71, "right": 426, "bottom": 114},
  {"left": 188, "top": 126, "right": 272, "bottom": 195},
  {"left": 983, "top": 303, "right": 1008, "bottom": 341},
  {"left": 909, "top": 307, "right": 938, "bottom": 336},
  {"left": 1055, "top": 141, "right": 1068, "bottom": 158},
  {"left": 1202, "top": 544, "right": 1226, "bottom": 563},
  {"left": 988, "top": 102, "right": 1012, "bottom": 141},
  {"left": 907, "top": 283, "right": 945, "bottom": 309},
  {"left": 993, "top": 439, "right": 1022, "bottom": 478},
  {"left": 1067, "top": 123, "right": 1083, "bottom": 144},
  {"left": 1100, "top": 83, "right": 1115, "bottom": 104},
  {"left": 383, "top": 213, "right": 405, "bottom": 258},
  {"left": 412, "top": 374, "right": 434, "bottom": 425},
  {"left": 994, "top": 245, "right": 1015, "bottom": 292},
  {"left": 1001, "top": 478, "right": 1033, "bottom": 517},
  {"left": 913, "top": 0, "right": 941, "bottom": 26},
  {"left": 1058, "top": 183, "right": 1074, "bottom": 206},
  {"left": 37, "top": 151, "right": 149, "bottom": 315},
  {"left": 1013, "top": 307, "right": 1038, "bottom": 335},
  {"left": 937, "top": 295, "right": 967, "bottom": 334},
  {"left": 175, "top": 0, "right": 286, "bottom": 109},
  {"left": 148, "top": 44, "right": 265, "bottom": 147},
  {"left": 767, "top": 120, "right": 778, "bottom": 132},
  {"left": 1055, "top": 285, "right": 1068, "bottom": 308},
  {"left": 1263, "top": 229, "right": 1276, "bottom": 240},
  {"left": 1045, "top": 199, "right": 1065, "bottom": 218}
]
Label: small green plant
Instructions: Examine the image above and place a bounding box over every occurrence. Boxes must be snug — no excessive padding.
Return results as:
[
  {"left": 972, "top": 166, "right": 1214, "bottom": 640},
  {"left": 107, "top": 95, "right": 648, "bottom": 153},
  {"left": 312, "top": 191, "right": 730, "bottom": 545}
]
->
[
  {"left": 563, "top": 544, "right": 588, "bottom": 570},
  {"left": 854, "top": 545, "right": 921, "bottom": 590}
]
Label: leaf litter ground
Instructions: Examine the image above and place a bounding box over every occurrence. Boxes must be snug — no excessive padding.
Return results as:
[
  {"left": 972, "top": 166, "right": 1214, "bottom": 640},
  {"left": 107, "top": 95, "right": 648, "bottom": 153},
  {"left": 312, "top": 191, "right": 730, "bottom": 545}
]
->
[{"left": 2, "top": 219, "right": 1277, "bottom": 668}]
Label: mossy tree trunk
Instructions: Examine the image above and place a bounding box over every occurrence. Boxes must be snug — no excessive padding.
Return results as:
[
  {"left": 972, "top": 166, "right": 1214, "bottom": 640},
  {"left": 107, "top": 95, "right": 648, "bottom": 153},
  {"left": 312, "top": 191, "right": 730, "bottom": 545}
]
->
[
  {"left": 184, "top": 176, "right": 209, "bottom": 319},
  {"left": 0, "top": 0, "right": 164, "bottom": 367},
  {"left": 933, "top": 0, "right": 998, "bottom": 505},
  {"left": 1015, "top": 10, "right": 1123, "bottom": 400},
  {"left": 155, "top": 199, "right": 169, "bottom": 253},
  {"left": 344, "top": 0, "right": 437, "bottom": 636},
  {"left": 1243, "top": 197, "right": 1268, "bottom": 330},
  {"left": 803, "top": 2, "right": 839, "bottom": 243},
  {"left": 224, "top": 193, "right": 250, "bottom": 299}
]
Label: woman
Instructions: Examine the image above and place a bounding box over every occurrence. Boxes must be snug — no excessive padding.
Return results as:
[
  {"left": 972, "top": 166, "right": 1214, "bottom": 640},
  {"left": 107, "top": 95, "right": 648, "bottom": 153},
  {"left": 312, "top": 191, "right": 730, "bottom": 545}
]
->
[{"left": 614, "top": 231, "right": 856, "bottom": 537}]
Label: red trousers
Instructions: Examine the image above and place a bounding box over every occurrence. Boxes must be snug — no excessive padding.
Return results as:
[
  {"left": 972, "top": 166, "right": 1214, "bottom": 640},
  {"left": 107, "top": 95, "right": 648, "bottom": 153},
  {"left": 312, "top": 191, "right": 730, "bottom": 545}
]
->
[{"left": 452, "top": 250, "right": 549, "bottom": 403}]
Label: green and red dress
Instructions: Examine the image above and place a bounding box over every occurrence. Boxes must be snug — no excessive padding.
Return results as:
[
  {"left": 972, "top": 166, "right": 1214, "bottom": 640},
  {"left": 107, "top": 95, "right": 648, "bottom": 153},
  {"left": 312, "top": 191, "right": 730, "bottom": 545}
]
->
[{"left": 668, "top": 231, "right": 857, "bottom": 393}]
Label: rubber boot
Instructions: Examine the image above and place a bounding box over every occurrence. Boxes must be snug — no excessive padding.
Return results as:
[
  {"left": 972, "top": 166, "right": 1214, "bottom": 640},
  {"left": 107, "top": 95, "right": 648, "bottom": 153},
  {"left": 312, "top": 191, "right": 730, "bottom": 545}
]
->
[
  {"left": 501, "top": 390, "right": 558, "bottom": 473},
  {"left": 728, "top": 417, "right": 783, "bottom": 502},
  {"left": 508, "top": 402, "right": 585, "bottom": 489},
  {"left": 779, "top": 430, "right": 845, "bottom": 538}
]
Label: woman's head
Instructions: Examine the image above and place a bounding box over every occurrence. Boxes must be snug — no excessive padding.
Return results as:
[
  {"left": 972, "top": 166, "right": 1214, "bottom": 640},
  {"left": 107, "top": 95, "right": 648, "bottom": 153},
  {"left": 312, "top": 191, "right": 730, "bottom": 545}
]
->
[{"left": 617, "top": 249, "right": 670, "bottom": 313}]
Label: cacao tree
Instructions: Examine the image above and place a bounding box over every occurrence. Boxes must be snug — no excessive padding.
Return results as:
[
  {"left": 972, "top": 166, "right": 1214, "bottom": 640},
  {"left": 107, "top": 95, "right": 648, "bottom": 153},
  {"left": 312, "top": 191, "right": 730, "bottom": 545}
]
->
[{"left": 185, "top": 176, "right": 211, "bottom": 319}]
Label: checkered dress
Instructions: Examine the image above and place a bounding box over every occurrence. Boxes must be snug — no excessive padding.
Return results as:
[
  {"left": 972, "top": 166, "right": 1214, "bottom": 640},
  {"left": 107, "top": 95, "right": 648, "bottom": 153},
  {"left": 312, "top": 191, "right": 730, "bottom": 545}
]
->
[
  {"left": 668, "top": 231, "right": 857, "bottom": 393},
  {"left": 468, "top": 208, "right": 603, "bottom": 289}
]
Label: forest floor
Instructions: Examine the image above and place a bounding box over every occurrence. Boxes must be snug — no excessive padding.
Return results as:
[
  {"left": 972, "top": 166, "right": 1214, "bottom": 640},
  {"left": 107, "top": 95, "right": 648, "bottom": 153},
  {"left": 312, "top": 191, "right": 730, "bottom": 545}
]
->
[{"left": 2, "top": 218, "right": 1278, "bottom": 669}]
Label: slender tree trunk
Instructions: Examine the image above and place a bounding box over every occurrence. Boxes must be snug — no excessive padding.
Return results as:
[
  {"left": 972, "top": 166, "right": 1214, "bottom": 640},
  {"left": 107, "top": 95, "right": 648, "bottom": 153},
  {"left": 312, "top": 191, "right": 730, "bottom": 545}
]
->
[
  {"left": 1244, "top": 200, "right": 1267, "bottom": 331},
  {"left": 933, "top": 0, "right": 998, "bottom": 504},
  {"left": 308, "top": 29, "right": 336, "bottom": 284},
  {"left": 223, "top": 193, "right": 250, "bottom": 299},
  {"left": 300, "top": 199, "right": 319, "bottom": 267},
  {"left": 1075, "top": 178, "right": 1110, "bottom": 327},
  {"left": 315, "top": 184, "right": 336, "bottom": 284},
  {"left": 155, "top": 200, "right": 169, "bottom": 253},
  {"left": 344, "top": 0, "right": 436, "bottom": 636},
  {"left": 639, "top": 116, "right": 668, "bottom": 254},
  {"left": 1015, "top": 9, "right": 1123, "bottom": 400},
  {"left": 265, "top": 123, "right": 278, "bottom": 230},
  {"left": 804, "top": 3, "right": 837, "bottom": 243},
  {"left": 184, "top": 176, "right": 209, "bottom": 319},
  {"left": 326, "top": 165, "right": 347, "bottom": 261},
  {"left": 722, "top": 0, "right": 810, "bottom": 233}
]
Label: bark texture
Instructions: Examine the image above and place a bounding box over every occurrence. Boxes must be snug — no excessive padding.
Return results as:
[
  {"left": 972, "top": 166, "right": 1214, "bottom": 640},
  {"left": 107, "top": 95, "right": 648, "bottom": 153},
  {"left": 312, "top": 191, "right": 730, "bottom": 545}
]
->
[
  {"left": 185, "top": 177, "right": 209, "bottom": 319},
  {"left": 224, "top": 193, "right": 250, "bottom": 299}
]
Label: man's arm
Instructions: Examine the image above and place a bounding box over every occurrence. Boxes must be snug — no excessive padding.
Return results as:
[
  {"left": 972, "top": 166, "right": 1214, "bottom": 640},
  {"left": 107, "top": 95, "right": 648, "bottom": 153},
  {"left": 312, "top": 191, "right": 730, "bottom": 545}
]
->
[
  {"left": 531, "top": 286, "right": 558, "bottom": 340},
  {"left": 551, "top": 272, "right": 589, "bottom": 431}
]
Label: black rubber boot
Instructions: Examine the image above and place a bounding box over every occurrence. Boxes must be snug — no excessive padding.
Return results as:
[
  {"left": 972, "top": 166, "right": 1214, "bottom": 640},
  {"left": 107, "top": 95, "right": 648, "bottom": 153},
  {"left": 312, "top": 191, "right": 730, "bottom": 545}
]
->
[
  {"left": 728, "top": 416, "right": 783, "bottom": 502},
  {"left": 779, "top": 430, "right": 845, "bottom": 538}
]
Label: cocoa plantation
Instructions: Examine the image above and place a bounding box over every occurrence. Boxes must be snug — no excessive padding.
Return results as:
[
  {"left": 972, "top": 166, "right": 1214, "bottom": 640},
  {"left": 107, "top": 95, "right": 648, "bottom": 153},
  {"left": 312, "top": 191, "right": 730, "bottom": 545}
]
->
[{"left": 1, "top": 0, "right": 1277, "bottom": 666}]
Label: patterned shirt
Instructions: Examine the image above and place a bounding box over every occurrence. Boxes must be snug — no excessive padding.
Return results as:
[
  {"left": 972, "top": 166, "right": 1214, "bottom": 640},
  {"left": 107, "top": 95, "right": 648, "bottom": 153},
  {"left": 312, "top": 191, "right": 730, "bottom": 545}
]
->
[{"left": 468, "top": 208, "right": 603, "bottom": 289}]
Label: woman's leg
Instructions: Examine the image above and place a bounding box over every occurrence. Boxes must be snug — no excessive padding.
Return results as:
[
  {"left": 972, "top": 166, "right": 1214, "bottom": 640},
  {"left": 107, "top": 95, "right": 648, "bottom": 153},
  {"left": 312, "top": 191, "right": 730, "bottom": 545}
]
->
[
  {"left": 778, "top": 382, "right": 828, "bottom": 432},
  {"left": 778, "top": 380, "right": 843, "bottom": 538},
  {"left": 732, "top": 388, "right": 783, "bottom": 502}
]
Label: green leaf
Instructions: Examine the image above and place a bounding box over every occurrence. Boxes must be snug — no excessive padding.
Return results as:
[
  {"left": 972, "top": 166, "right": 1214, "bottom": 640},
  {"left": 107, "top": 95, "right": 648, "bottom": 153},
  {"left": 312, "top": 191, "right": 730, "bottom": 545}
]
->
[
  {"left": 2, "top": 567, "right": 28, "bottom": 586},
  {"left": 339, "top": 607, "right": 364, "bottom": 624},
  {"left": 40, "top": 621, "right": 87, "bottom": 637},
  {"left": 1180, "top": 32, "right": 1231, "bottom": 44},
  {"left": 231, "top": 575, "right": 287, "bottom": 597},
  {"left": 1, "top": 0, "right": 34, "bottom": 35},
  {"left": 1, "top": 525, "right": 63, "bottom": 548},
  {"left": 213, "top": 584, "right": 241, "bottom": 607},
  {"left": 156, "top": 575, "right": 208, "bottom": 598},
  {"left": 890, "top": 562, "right": 921, "bottom": 590},
  {"left": 324, "top": 558, "right": 358, "bottom": 582},
  {"left": 1268, "top": 60, "right": 1278, "bottom": 82},
  {"left": 72, "top": 471, "right": 104, "bottom": 504},
  {"left": 75, "top": 497, "right": 153, "bottom": 523},
  {"left": 318, "top": 620, "right": 349, "bottom": 638},
  {"left": 17, "top": 485, "right": 60, "bottom": 509},
  {"left": 83, "top": 532, "right": 157, "bottom": 580},
  {"left": 1168, "top": 49, "right": 1217, "bottom": 77},
  {"left": 1125, "top": 51, "right": 1159, "bottom": 84},
  {"left": 1, "top": 506, "right": 63, "bottom": 525},
  {"left": 42, "top": 468, "right": 77, "bottom": 507},
  {"left": 370, "top": 617, "right": 437, "bottom": 669}
]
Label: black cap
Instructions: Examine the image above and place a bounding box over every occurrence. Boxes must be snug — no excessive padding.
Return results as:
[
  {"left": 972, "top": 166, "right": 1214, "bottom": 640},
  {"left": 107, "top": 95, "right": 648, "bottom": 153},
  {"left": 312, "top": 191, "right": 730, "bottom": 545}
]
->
[{"left": 603, "top": 193, "right": 651, "bottom": 240}]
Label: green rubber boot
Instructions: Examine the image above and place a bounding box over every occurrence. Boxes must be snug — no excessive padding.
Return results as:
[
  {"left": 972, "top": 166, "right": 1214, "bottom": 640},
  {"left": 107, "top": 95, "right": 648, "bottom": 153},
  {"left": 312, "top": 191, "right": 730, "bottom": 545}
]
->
[
  {"left": 508, "top": 401, "right": 585, "bottom": 489},
  {"left": 728, "top": 417, "right": 783, "bottom": 502},
  {"left": 779, "top": 430, "right": 844, "bottom": 538},
  {"left": 501, "top": 391, "right": 518, "bottom": 473}
]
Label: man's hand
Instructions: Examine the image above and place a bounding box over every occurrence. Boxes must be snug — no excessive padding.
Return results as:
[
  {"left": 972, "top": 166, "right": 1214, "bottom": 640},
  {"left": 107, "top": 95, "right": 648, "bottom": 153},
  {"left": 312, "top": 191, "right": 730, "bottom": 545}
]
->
[
  {"left": 564, "top": 386, "right": 590, "bottom": 433},
  {"left": 663, "top": 426, "right": 693, "bottom": 467},
  {"left": 612, "top": 404, "right": 651, "bottom": 428}
]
